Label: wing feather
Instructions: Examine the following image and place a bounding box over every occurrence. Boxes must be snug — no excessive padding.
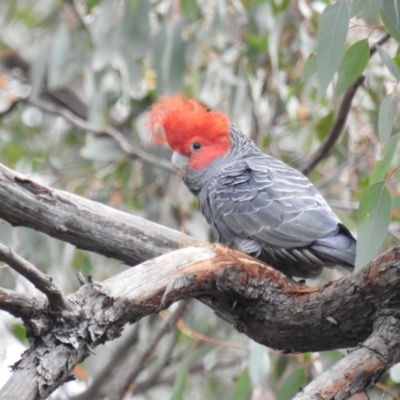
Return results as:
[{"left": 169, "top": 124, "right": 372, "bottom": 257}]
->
[{"left": 206, "top": 156, "right": 340, "bottom": 249}]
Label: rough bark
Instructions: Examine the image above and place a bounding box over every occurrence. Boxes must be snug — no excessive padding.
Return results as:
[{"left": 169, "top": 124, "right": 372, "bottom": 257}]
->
[
  {"left": 0, "top": 163, "right": 400, "bottom": 399},
  {"left": 0, "top": 163, "right": 193, "bottom": 265}
]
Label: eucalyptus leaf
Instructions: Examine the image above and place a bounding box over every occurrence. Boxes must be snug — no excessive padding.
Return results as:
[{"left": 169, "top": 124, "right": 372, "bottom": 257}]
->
[
  {"left": 378, "top": 94, "right": 399, "bottom": 145},
  {"left": 154, "top": 20, "right": 186, "bottom": 94},
  {"left": 355, "top": 181, "right": 392, "bottom": 271},
  {"left": 376, "top": 45, "right": 400, "bottom": 81},
  {"left": 278, "top": 367, "right": 307, "bottom": 400},
  {"left": 302, "top": 54, "right": 317, "bottom": 82},
  {"left": 382, "top": 2, "right": 400, "bottom": 37},
  {"left": 48, "top": 22, "right": 70, "bottom": 89},
  {"left": 167, "top": 20, "right": 186, "bottom": 94},
  {"left": 381, "top": 8, "right": 400, "bottom": 44},
  {"left": 317, "top": 1, "right": 349, "bottom": 95},
  {"left": 370, "top": 134, "right": 400, "bottom": 183},
  {"left": 170, "top": 358, "right": 189, "bottom": 400},
  {"left": 335, "top": 39, "right": 369, "bottom": 97},
  {"left": 122, "top": 0, "right": 150, "bottom": 58},
  {"left": 231, "top": 369, "right": 251, "bottom": 400},
  {"left": 248, "top": 340, "right": 271, "bottom": 387},
  {"left": 30, "top": 44, "right": 48, "bottom": 98}
]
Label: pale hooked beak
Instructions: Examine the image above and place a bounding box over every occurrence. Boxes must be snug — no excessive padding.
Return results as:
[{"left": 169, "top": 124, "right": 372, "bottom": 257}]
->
[{"left": 171, "top": 151, "right": 189, "bottom": 177}]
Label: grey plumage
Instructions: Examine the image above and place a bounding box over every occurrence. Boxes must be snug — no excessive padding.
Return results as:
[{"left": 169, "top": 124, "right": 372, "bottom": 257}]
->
[{"left": 182, "top": 125, "right": 356, "bottom": 279}]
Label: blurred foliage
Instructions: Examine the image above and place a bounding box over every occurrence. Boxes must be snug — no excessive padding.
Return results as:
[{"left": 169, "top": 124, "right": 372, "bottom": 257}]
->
[{"left": 0, "top": 0, "right": 400, "bottom": 399}]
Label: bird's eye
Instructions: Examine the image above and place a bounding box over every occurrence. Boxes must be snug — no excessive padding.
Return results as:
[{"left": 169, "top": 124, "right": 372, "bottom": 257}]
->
[{"left": 191, "top": 142, "right": 202, "bottom": 151}]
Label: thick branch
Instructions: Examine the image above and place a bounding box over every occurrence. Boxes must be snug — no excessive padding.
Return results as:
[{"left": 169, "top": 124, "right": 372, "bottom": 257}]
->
[
  {"left": 0, "top": 163, "right": 193, "bottom": 266},
  {"left": 1, "top": 244, "right": 400, "bottom": 399},
  {"left": 0, "top": 287, "right": 42, "bottom": 318},
  {"left": 1, "top": 162, "right": 400, "bottom": 399},
  {"left": 294, "top": 314, "right": 400, "bottom": 400}
]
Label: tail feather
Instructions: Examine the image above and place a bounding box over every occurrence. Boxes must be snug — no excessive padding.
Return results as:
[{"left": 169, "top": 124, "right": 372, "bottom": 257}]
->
[{"left": 311, "top": 231, "right": 356, "bottom": 269}]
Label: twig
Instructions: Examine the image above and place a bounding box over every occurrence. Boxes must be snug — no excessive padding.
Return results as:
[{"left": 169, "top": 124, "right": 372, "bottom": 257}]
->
[
  {"left": 369, "top": 33, "right": 391, "bottom": 56},
  {"left": 301, "top": 74, "right": 365, "bottom": 175},
  {"left": 375, "top": 382, "right": 400, "bottom": 400},
  {"left": 176, "top": 316, "right": 249, "bottom": 350},
  {"left": 129, "top": 330, "right": 179, "bottom": 395},
  {"left": 72, "top": 324, "right": 141, "bottom": 400},
  {"left": 0, "top": 287, "right": 40, "bottom": 318},
  {"left": 0, "top": 243, "right": 70, "bottom": 311},
  {"left": 26, "top": 97, "right": 173, "bottom": 172},
  {"left": 117, "top": 300, "right": 189, "bottom": 399},
  {"left": 73, "top": 301, "right": 188, "bottom": 400},
  {"left": 301, "top": 33, "right": 392, "bottom": 176},
  {"left": 135, "top": 358, "right": 239, "bottom": 395},
  {"left": 2, "top": 49, "right": 88, "bottom": 119}
]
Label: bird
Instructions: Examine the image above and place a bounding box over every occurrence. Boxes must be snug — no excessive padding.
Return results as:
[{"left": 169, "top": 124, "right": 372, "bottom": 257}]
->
[{"left": 147, "top": 95, "right": 356, "bottom": 279}]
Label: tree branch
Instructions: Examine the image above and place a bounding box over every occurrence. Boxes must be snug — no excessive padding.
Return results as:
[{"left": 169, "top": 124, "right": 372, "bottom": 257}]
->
[
  {"left": 72, "top": 324, "right": 140, "bottom": 400},
  {"left": 1, "top": 162, "right": 400, "bottom": 399},
  {"left": 105, "top": 300, "right": 189, "bottom": 400},
  {"left": 26, "top": 97, "right": 173, "bottom": 172},
  {"left": 0, "top": 243, "right": 399, "bottom": 399},
  {"left": 2, "top": 50, "right": 88, "bottom": 119},
  {"left": 300, "top": 33, "right": 392, "bottom": 176},
  {"left": 294, "top": 313, "right": 400, "bottom": 400},
  {"left": 301, "top": 75, "right": 365, "bottom": 175},
  {"left": 0, "top": 162, "right": 193, "bottom": 266},
  {"left": 0, "top": 287, "right": 41, "bottom": 318},
  {"left": 0, "top": 243, "right": 70, "bottom": 311}
]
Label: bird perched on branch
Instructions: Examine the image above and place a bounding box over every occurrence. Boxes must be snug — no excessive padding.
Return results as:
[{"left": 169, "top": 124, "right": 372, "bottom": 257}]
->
[{"left": 148, "top": 95, "right": 356, "bottom": 279}]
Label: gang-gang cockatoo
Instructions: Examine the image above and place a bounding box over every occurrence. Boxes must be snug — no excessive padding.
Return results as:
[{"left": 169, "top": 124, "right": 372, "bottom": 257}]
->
[{"left": 148, "top": 95, "right": 356, "bottom": 279}]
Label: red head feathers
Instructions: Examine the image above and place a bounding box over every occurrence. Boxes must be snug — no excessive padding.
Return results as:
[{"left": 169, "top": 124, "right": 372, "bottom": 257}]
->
[{"left": 147, "top": 95, "right": 231, "bottom": 169}]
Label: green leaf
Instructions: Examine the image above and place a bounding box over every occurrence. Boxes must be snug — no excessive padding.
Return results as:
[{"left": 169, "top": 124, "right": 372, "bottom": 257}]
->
[
  {"left": 376, "top": 45, "right": 400, "bottom": 81},
  {"left": 381, "top": 8, "right": 400, "bottom": 44},
  {"left": 382, "top": 2, "right": 400, "bottom": 39},
  {"left": 170, "top": 358, "right": 189, "bottom": 400},
  {"left": 394, "top": 55, "right": 400, "bottom": 70},
  {"left": 10, "top": 323, "right": 27, "bottom": 343},
  {"left": 350, "top": 0, "right": 370, "bottom": 17},
  {"left": 231, "top": 369, "right": 251, "bottom": 400},
  {"left": 87, "top": 0, "right": 101, "bottom": 13},
  {"left": 123, "top": 0, "right": 150, "bottom": 58},
  {"left": 317, "top": 1, "right": 350, "bottom": 95},
  {"left": 335, "top": 39, "right": 369, "bottom": 97},
  {"left": 154, "top": 20, "right": 186, "bottom": 94},
  {"left": 48, "top": 22, "right": 71, "bottom": 89},
  {"left": 378, "top": 94, "right": 399, "bottom": 146},
  {"left": 302, "top": 54, "right": 317, "bottom": 81},
  {"left": 248, "top": 340, "right": 271, "bottom": 387},
  {"left": 355, "top": 181, "right": 392, "bottom": 271},
  {"left": 181, "top": 0, "right": 200, "bottom": 17},
  {"left": 168, "top": 20, "right": 186, "bottom": 94},
  {"left": 371, "top": 134, "right": 400, "bottom": 183},
  {"left": 315, "top": 112, "right": 334, "bottom": 141},
  {"left": 73, "top": 251, "right": 92, "bottom": 275},
  {"left": 278, "top": 368, "right": 307, "bottom": 400},
  {"left": 30, "top": 44, "right": 48, "bottom": 98}
]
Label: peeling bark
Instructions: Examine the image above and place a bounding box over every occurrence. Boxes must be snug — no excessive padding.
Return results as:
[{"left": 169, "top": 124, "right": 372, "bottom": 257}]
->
[{"left": 0, "top": 163, "right": 400, "bottom": 399}]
